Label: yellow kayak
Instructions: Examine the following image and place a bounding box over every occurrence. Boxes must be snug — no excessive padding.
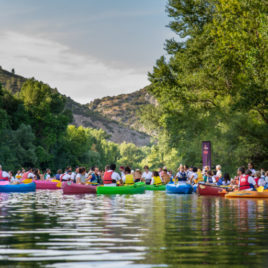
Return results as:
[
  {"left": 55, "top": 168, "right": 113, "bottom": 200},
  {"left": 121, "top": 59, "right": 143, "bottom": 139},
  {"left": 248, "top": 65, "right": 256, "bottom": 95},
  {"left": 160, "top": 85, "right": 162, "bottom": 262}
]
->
[{"left": 225, "top": 191, "right": 268, "bottom": 198}]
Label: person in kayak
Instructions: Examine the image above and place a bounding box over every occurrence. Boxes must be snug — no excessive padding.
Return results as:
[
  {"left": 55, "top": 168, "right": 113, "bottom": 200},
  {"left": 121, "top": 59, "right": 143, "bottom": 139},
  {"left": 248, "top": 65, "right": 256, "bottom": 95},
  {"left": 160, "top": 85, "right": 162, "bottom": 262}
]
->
[
  {"left": 254, "top": 171, "right": 265, "bottom": 187},
  {"left": 142, "top": 166, "right": 153, "bottom": 185},
  {"left": 0, "top": 165, "right": 10, "bottom": 181},
  {"left": 103, "top": 164, "right": 121, "bottom": 185},
  {"left": 161, "top": 169, "right": 171, "bottom": 184},
  {"left": 44, "top": 169, "right": 51, "bottom": 180},
  {"left": 175, "top": 166, "right": 188, "bottom": 183},
  {"left": 55, "top": 169, "right": 62, "bottom": 181},
  {"left": 151, "top": 171, "right": 163, "bottom": 185},
  {"left": 61, "top": 169, "right": 72, "bottom": 182},
  {"left": 122, "top": 166, "right": 134, "bottom": 185},
  {"left": 88, "top": 167, "right": 103, "bottom": 185},
  {"left": 248, "top": 162, "right": 256, "bottom": 175},
  {"left": 134, "top": 169, "right": 143, "bottom": 183},
  {"left": 76, "top": 167, "right": 87, "bottom": 184},
  {"left": 217, "top": 173, "right": 230, "bottom": 186},
  {"left": 237, "top": 167, "right": 256, "bottom": 191}
]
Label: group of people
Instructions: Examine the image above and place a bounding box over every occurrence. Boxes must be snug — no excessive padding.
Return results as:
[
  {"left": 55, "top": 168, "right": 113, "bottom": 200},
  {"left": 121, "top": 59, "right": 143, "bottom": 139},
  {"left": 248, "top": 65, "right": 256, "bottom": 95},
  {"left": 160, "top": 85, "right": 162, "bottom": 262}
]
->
[{"left": 0, "top": 162, "right": 268, "bottom": 191}]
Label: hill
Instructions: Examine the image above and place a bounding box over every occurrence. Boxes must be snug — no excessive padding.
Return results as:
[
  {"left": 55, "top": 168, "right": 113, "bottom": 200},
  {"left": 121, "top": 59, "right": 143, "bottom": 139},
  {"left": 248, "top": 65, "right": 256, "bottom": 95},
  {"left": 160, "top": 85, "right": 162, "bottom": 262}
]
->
[{"left": 0, "top": 67, "right": 151, "bottom": 146}]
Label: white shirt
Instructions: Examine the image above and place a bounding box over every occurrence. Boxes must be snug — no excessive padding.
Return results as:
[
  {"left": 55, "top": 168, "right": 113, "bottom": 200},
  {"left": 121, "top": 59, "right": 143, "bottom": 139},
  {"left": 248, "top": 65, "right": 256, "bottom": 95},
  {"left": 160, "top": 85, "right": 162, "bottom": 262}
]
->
[
  {"left": 62, "top": 174, "right": 72, "bottom": 181},
  {"left": 250, "top": 169, "right": 256, "bottom": 175},
  {"left": 1, "top": 171, "right": 10, "bottom": 178},
  {"left": 76, "top": 173, "right": 87, "bottom": 183},
  {"left": 111, "top": 171, "right": 121, "bottom": 181},
  {"left": 71, "top": 172, "right": 76, "bottom": 181},
  {"left": 216, "top": 170, "right": 222, "bottom": 178},
  {"left": 28, "top": 172, "right": 35, "bottom": 179},
  {"left": 142, "top": 171, "right": 152, "bottom": 180},
  {"left": 45, "top": 174, "right": 51, "bottom": 180},
  {"left": 258, "top": 178, "right": 266, "bottom": 187},
  {"left": 248, "top": 176, "right": 256, "bottom": 185},
  {"left": 186, "top": 170, "right": 193, "bottom": 179}
]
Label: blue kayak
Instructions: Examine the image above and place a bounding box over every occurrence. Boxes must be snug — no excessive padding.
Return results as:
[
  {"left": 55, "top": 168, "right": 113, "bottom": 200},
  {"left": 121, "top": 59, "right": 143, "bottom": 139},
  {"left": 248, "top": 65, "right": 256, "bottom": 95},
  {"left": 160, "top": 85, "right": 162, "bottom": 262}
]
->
[
  {"left": 166, "top": 183, "right": 193, "bottom": 194},
  {"left": 0, "top": 182, "right": 36, "bottom": 193}
]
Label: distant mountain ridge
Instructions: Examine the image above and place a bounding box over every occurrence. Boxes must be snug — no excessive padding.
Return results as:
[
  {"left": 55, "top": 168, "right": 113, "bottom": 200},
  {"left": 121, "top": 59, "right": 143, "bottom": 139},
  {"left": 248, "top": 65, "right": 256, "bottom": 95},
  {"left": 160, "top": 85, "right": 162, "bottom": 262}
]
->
[{"left": 0, "top": 66, "right": 151, "bottom": 146}]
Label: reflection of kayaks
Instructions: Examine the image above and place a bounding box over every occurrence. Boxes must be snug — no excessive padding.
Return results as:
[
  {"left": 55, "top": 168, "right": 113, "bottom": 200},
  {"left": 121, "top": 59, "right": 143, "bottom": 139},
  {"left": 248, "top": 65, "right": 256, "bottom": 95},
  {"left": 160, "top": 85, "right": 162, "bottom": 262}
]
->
[
  {"left": 145, "top": 184, "right": 166, "bottom": 191},
  {"left": 0, "top": 182, "right": 36, "bottom": 193},
  {"left": 198, "top": 183, "right": 227, "bottom": 196},
  {"left": 97, "top": 184, "right": 145, "bottom": 195},
  {"left": 62, "top": 183, "right": 97, "bottom": 194},
  {"left": 225, "top": 191, "right": 268, "bottom": 198},
  {"left": 33, "top": 180, "right": 61, "bottom": 190},
  {"left": 166, "top": 183, "right": 193, "bottom": 194}
]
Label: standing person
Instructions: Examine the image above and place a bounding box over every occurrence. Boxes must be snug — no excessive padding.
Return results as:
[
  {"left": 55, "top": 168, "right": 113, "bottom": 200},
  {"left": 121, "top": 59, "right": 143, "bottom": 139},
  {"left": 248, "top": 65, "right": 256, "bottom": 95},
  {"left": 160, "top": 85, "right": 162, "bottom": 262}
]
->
[
  {"left": 0, "top": 165, "right": 10, "bottom": 181},
  {"left": 151, "top": 171, "right": 163, "bottom": 185},
  {"left": 161, "top": 169, "right": 171, "bottom": 184},
  {"left": 103, "top": 164, "right": 120, "bottom": 185},
  {"left": 142, "top": 166, "right": 153, "bottom": 185},
  {"left": 88, "top": 167, "right": 102, "bottom": 185},
  {"left": 76, "top": 167, "right": 87, "bottom": 184},
  {"left": 44, "top": 169, "right": 51, "bottom": 180},
  {"left": 248, "top": 163, "right": 256, "bottom": 175},
  {"left": 216, "top": 165, "right": 222, "bottom": 180},
  {"left": 237, "top": 167, "right": 256, "bottom": 191}
]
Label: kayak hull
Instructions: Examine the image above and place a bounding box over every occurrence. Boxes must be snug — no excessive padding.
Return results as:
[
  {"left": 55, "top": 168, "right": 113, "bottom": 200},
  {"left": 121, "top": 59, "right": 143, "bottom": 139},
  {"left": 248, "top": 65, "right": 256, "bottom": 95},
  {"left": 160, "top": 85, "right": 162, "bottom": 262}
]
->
[
  {"left": 34, "top": 180, "right": 60, "bottom": 190},
  {"left": 63, "top": 183, "right": 97, "bottom": 194},
  {"left": 225, "top": 191, "right": 268, "bottom": 198},
  {"left": 198, "top": 183, "right": 226, "bottom": 196},
  {"left": 97, "top": 185, "right": 145, "bottom": 195},
  {"left": 0, "top": 182, "right": 36, "bottom": 193},
  {"left": 145, "top": 184, "right": 166, "bottom": 191},
  {"left": 166, "top": 183, "right": 193, "bottom": 194}
]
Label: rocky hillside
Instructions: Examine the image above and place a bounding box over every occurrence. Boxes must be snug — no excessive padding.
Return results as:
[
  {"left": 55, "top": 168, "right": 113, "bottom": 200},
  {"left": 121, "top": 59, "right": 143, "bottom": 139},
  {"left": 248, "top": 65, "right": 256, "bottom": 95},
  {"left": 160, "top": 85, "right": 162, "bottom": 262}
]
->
[{"left": 0, "top": 67, "right": 151, "bottom": 146}]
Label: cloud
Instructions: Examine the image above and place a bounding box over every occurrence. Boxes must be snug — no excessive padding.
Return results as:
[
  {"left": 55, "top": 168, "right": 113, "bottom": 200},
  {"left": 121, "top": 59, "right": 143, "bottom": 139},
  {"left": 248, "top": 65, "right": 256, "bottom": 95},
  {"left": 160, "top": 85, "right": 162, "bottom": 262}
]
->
[{"left": 0, "top": 31, "right": 149, "bottom": 103}]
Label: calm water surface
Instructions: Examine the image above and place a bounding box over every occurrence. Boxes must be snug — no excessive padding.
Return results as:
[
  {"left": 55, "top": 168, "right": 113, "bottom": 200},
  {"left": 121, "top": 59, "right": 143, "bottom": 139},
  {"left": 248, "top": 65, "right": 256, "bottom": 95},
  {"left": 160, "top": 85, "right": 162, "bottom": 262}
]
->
[{"left": 0, "top": 191, "right": 268, "bottom": 267}]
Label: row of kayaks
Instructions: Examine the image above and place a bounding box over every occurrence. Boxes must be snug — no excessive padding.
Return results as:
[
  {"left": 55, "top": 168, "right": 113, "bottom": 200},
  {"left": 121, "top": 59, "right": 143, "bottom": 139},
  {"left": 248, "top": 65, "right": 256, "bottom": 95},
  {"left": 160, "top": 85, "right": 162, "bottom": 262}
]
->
[{"left": 1, "top": 180, "right": 268, "bottom": 198}]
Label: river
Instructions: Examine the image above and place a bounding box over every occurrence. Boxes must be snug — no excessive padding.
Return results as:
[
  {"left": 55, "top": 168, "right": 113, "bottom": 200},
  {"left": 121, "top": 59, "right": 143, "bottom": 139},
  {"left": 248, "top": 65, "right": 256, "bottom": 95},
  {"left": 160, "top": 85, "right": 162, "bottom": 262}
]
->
[{"left": 0, "top": 191, "right": 268, "bottom": 267}]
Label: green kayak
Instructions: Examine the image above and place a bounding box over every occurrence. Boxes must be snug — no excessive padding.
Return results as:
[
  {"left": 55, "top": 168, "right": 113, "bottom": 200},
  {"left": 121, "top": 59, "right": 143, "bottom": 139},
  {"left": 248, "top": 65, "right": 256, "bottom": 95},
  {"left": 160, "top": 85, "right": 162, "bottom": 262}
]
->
[
  {"left": 145, "top": 184, "right": 166, "bottom": 191},
  {"left": 97, "top": 184, "right": 145, "bottom": 195}
]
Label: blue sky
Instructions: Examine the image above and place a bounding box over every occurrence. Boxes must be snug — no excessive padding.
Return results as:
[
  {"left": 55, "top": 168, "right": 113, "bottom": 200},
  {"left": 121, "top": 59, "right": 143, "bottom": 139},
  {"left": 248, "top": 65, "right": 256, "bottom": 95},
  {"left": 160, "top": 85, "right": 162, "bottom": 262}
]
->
[{"left": 0, "top": 0, "right": 173, "bottom": 103}]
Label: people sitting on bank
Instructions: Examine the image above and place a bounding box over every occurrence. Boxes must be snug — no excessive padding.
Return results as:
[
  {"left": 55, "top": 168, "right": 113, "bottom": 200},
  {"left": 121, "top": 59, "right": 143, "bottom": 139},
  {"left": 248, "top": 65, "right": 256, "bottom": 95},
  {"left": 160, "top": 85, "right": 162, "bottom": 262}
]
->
[
  {"left": 151, "top": 171, "right": 163, "bottom": 185},
  {"left": 142, "top": 166, "right": 152, "bottom": 185}
]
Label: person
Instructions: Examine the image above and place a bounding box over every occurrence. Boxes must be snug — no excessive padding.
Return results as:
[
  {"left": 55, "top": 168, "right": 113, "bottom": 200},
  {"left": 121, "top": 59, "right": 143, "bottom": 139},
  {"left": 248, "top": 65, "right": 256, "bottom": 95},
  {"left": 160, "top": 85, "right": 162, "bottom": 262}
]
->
[
  {"left": 61, "top": 169, "right": 72, "bottom": 182},
  {"left": 162, "top": 169, "right": 171, "bottom": 184},
  {"left": 8, "top": 171, "right": 14, "bottom": 181},
  {"left": 134, "top": 169, "right": 142, "bottom": 183},
  {"left": 22, "top": 168, "right": 35, "bottom": 180},
  {"left": 217, "top": 173, "right": 230, "bottom": 186},
  {"left": 0, "top": 165, "right": 10, "bottom": 181},
  {"left": 15, "top": 170, "right": 22, "bottom": 180},
  {"left": 142, "top": 166, "right": 153, "bottom": 185},
  {"left": 119, "top": 166, "right": 125, "bottom": 179},
  {"left": 76, "top": 167, "right": 87, "bottom": 184},
  {"left": 265, "top": 171, "right": 268, "bottom": 184},
  {"left": 212, "top": 170, "right": 218, "bottom": 183},
  {"left": 122, "top": 166, "right": 134, "bottom": 185},
  {"left": 187, "top": 166, "right": 194, "bottom": 181},
  {"left": 44, "top": 169, "right": 51, "bottom": 180},
  {"left": 206, "top": 171, "right": 214, "bottom": 184},
  {"left": 34, "top": 169, "right": 41, "bottom": 180},
  {"left": 248, "top": 162, "right": 256, "bottom": 175},
  {"left": 103, "top": 164, "right": 120, "bottom": 185},
  {"left": 151, "top": 171, "right": 163, "bottom": 185},
  {"left": 55, "top": 169, "right": 62, "bottom": 181},
  {"left": 189, "top": 167, "right": 198, "bottom": 184},
  {"left": 237, "top": 167, "right": 256, "bottom": 191},
  {"left": 216, "top": 165, "right": 222, "bottom": 179},
  {"left": 175, "top": 166, "right": 187, "bottom": 183},
  {"left": 196, "top": 168, "right": 203, "bottom": 183},
  {"left": 254, "top": 171, "right": 265, "bottom": 187},
  {"left": 88, "top": 167, "right": 102, "bottom": 185},
  {"left": 71, "top": 167, "right": 79, "bottom": 183}
]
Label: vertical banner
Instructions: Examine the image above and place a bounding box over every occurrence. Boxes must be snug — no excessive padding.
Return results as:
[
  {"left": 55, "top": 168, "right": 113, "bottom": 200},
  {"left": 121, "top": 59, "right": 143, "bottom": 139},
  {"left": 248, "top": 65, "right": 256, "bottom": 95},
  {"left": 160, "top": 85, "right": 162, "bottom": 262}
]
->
[{"left": 202, "top": 141, "right": 211, "bottom": 169}]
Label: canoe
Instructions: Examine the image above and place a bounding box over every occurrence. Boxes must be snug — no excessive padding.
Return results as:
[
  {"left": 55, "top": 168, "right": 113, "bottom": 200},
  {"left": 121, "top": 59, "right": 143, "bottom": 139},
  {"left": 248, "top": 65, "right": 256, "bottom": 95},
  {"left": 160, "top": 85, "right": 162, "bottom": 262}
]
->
[
  {"left": 62, "top": 183, "right": 97, "bottom": 194},
  {"left": 0, "top": 181, "right": 9, "bottom": 185},
  {"left": 198, "top": 183, "right": 227, "bottom": 196},
  {"left": 34, "top": 180, "right": 61, "bottom": 190},
  {"left": 225, "top": 191, "right": 268, "bottom": 198},
  {"left": 145, "top": 184, "right": 166, "bottom": 191},
  {"left": 0, "top": 182, "right": 36, "bottom": 193},
  {"left": 97, "top": 184, "right": 145, "bottom": 195},
  {"left": 166, "top": 183, "right": 193, "bottom": 194}
]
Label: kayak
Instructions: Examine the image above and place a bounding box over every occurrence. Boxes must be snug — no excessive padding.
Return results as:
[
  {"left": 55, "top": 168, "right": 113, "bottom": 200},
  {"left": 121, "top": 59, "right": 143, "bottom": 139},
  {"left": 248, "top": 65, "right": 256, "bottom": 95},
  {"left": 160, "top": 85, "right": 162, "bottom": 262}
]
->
[
  {"left": 34, "top": 180, "right": 61, "bottom": 190},
  {"left": 166, "top": 183, "right": 193, "bottom": 194},
  {"left": 198, "top": 183, "right": 227, "bottom": 196},
  {"left": 62, "top": 183, "right": 97, "bottom": 194},
  {"left": 97, "top": 184, "right": 145, "bottom": 195},
  {"left": 225, "top": 191, "right": 268, "bottom": 198},
  {"left": 145, "top": 184, "right": 166, "bottom": 191},
  {"left": 193, "top": 185, "right": 198, "bottom": 193},
  {"left": 0, "top": 182, "right": 36, "bottom": 193}
]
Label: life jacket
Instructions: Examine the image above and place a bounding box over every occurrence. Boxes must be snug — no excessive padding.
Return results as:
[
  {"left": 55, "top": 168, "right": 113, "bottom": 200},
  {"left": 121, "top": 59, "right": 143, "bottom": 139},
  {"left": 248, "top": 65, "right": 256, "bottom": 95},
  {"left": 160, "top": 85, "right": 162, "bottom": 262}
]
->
[
  {"left": 153, "top": 176, "right": 162, "bottom": 185},
  {"left": 254, "top": 177, "right": 260, "bottom": 186},
  {"left": 22, "top": 172, "right": 29, "bottom": 180},
  {"left": 239, "top": 175, "right": 251, "bottom": 190},
  {"left": 178, "top": 172, "right": 187, "bottom": 181},
  {"left": 125, "top": 174, "right": 134, "bottom": 185},
  {"left": 103, "top": 171, "right": 113, "bottom": 184},
  {"left": 0, "top": 170, "right": 9, "bottom": 181},
  {"left": 208, "top": 177, "right": 213, "bottom": 183}
]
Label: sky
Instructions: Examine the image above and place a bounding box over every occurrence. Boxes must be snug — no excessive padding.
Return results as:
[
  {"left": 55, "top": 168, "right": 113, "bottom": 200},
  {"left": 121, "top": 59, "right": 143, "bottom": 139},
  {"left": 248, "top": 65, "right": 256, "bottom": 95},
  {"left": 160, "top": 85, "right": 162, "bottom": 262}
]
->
[{"left": 0, "top": 0, "right": 173, "bottom": 103}]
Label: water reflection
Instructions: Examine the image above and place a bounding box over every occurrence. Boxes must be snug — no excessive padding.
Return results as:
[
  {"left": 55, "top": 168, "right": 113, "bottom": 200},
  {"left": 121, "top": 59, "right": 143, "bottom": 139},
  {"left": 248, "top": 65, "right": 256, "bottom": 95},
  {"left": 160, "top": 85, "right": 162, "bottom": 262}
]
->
[{"left": 0, "top": 191, "right": 268, "bottom": 267}]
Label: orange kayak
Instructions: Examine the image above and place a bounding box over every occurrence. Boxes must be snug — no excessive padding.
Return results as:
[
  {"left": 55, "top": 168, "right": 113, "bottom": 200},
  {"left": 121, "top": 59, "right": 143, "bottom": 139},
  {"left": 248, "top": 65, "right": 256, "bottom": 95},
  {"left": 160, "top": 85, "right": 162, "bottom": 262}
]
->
[{"left": 225, "top": 191, "right": 268, "bottom": 198}]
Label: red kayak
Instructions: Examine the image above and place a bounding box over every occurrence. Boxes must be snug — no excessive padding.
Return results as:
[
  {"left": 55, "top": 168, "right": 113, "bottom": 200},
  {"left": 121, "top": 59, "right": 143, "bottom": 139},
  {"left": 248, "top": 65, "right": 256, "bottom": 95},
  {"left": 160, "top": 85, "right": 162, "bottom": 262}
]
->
[
  {"left": 33, "top": 180, "right": 61, "bottom": 190},
  {"left": 198, "top": 183, "right": 227, "bottom": 196},
  {"left": 62, "top": 183, "right": 97, "bottom": 194}
]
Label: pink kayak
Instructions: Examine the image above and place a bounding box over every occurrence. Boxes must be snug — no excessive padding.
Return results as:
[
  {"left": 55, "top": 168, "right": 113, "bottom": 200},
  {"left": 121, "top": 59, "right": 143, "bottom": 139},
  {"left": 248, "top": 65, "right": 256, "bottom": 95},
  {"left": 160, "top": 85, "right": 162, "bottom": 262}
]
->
[
  {"left": 33, "top": 180, "right": 61, "bottom": 190},
  {"left": 62, "top": 183, "right": 97, "bottom": 194},
  {"left": 0, "top": 181, "right": 9, "bottom": 185}
]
